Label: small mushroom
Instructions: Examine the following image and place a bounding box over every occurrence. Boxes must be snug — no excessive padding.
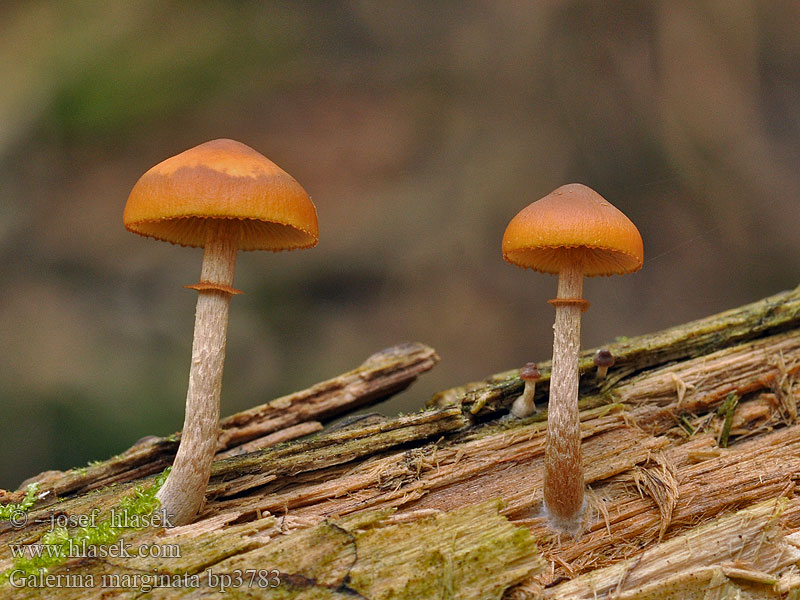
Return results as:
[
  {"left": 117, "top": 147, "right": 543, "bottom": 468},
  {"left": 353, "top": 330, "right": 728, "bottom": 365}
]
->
[
  {"left": 502, "top": 183, "right": 642, "bottom": 532},
  {"left": 511, "top": 363, "right": 541, "bottom": 418},
  {"left": 124, "top": 139, "right": 318, "bottom": 525},
  {"left": 593, "top": 349, "right": 615, "bottom": 381}
]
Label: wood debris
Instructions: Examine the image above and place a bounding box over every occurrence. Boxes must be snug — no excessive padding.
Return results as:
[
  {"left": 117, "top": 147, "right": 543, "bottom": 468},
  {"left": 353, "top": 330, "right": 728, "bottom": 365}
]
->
[{"left": 3, "top": 287, "right": 800, "bottom": 598}]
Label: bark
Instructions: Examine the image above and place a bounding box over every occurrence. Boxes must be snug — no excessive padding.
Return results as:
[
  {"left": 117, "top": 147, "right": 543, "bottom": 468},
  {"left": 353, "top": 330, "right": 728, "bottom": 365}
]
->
[{"left": 3, "top": 286, "right": 800, "bottom": 599}]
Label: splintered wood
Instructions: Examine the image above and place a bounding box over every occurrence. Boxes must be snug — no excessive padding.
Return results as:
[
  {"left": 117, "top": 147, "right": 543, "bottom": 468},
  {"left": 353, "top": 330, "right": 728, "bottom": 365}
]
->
[
  {"left": 198, "top": 325, "right": 799, "bottom": 597},
  {"left": 440, "top": 285, "right": 800, "bottom": 419},
  {"left": 5, "top": 286, "right": 800, "bottom": 599},
  {"left": 15, "top": 342, "right": 440, "bottom": 497},
  {"left": 541, "top": 499, "right": 800, "bottom": 599}
]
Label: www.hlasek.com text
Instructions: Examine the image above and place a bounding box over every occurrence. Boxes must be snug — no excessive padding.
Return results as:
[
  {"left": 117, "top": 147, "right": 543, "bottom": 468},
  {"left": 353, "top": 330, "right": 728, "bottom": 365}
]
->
[{"left": 10, "top": 537, "right": 181, "bottom": 560}]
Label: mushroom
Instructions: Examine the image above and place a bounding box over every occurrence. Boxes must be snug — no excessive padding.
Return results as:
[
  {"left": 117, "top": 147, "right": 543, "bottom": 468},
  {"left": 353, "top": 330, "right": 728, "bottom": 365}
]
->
[
  {"left": 502, "top": 183, "right": 642, "bottom": 532},
  {"left": 511, "top": 362, "right": 541, "bottom": 418},
  {"left": 593, "top": 348, "right": 615, "bottom": 381},
  {"left": 123, "top": 139, "right": 318, "bottom": 525}
]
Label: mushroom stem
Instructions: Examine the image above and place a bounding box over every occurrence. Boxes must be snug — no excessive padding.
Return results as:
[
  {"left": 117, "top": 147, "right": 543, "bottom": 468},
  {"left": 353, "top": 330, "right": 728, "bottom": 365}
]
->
[
  {"left": 511, "top": 381, "right": 537, "bottom": 418},
  {"left": 157, "top": 223, "right": 239, "bottom": 526},
  {"left": 544, "top": 261, "right": 586, "bottom": 532}
]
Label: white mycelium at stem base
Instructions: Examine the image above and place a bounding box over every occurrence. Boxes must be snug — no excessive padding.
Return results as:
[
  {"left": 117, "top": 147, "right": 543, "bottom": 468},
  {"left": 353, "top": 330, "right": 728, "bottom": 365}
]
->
[
  {"left": 543, "top": 261, "right": 586, "bottom": 532},
  {"left": 156, "top": 225, "right": 239, "bottom": 526}
]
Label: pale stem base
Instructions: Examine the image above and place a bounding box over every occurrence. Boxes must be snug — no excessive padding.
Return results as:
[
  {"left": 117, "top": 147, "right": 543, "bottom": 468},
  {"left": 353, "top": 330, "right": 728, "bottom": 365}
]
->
[
  {"left": 157, "top": 230, "right": 238, "bottom": 526},
  {"left": 511, "top": 382, "right": 537, "bottom": 418},
  {"left": 543, "top": 263, "right": 586, "bottom": 532}
]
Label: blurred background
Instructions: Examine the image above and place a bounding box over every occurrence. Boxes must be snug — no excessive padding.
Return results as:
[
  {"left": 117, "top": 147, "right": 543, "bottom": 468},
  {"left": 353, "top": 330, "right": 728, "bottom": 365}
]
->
[{"left": 1, "top": 1, "right": 799, "bottom": 489}]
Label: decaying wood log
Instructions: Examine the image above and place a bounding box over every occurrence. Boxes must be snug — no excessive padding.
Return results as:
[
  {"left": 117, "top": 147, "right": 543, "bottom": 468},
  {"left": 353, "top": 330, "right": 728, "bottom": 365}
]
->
[
  {"left": 16, "top": 342, "right": 440, "bottom": 498},
  {"left": 2, "top": 286, "right": 800, "bottom": 599}
]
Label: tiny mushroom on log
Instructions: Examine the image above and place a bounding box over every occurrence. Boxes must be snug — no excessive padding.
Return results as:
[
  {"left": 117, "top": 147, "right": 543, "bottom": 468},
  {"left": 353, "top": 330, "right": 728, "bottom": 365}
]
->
[
  {"left": 502, "top": 183, "right": 642, "bottom": 533},
  {"left": 593, "top": 348, "right": 615, "bottom": 381},
  {"left": 511, "top": 362, "right": 541, "bottom": 418},
  {"left": 123, "top": 139, "right": 318, "bottom": 525}
]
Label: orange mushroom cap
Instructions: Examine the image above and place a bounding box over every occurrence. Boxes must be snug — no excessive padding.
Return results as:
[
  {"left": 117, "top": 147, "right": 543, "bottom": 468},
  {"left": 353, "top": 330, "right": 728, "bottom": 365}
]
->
[
  {"left": 502, "top": 183, "right": 643, "bottom": 276},
  {"left": 124, "top": 139, "right": 319, "bottom": 251}
]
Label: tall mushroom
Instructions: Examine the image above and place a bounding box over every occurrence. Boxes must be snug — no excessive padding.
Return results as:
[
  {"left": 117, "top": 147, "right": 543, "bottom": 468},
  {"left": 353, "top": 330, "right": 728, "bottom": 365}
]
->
[
  {"left": 502, "top": 183, "right": 642, "bottom": 533},
  {"left": 124, "top": 139, "right": 318, "bottom": 525}
]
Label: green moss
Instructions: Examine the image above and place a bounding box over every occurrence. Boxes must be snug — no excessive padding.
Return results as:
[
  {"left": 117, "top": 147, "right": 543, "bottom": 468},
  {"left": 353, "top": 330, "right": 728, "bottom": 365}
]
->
[
  {"left": 347, "top": 500, "right": 543, "bottom": 600},
  {"left": 0, "top": 483, "right": 39, "bottom": 520},
  {"left": 0, "top": 468, "right": 170, "bottom": 586}
]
